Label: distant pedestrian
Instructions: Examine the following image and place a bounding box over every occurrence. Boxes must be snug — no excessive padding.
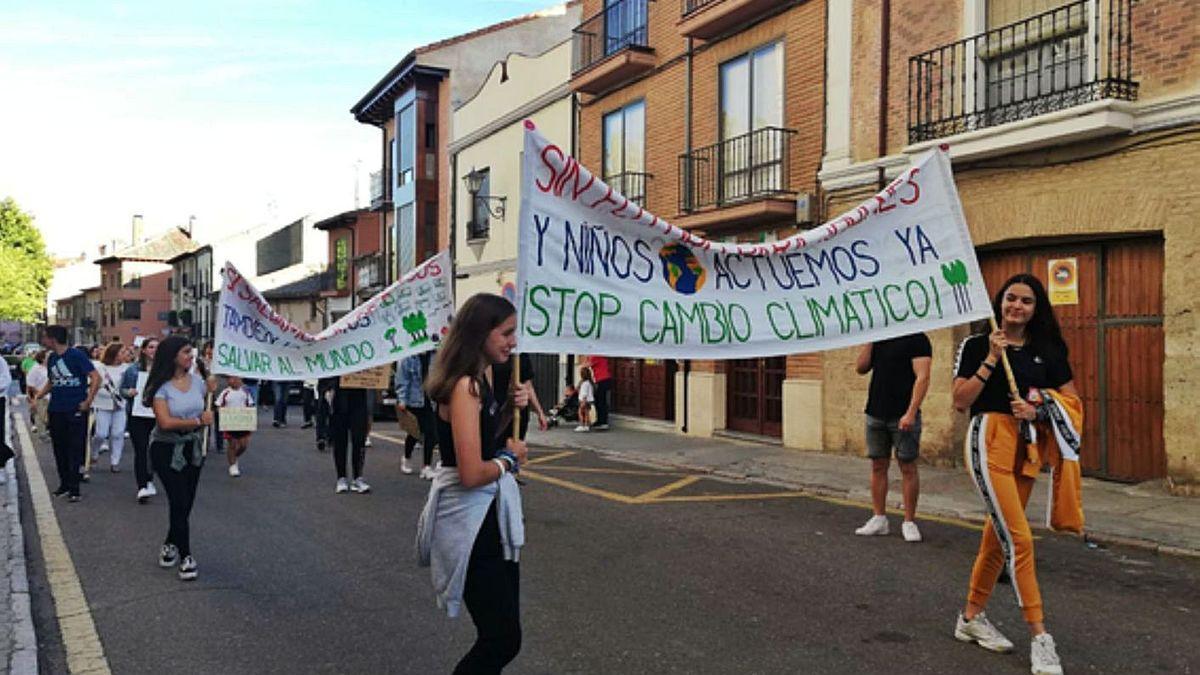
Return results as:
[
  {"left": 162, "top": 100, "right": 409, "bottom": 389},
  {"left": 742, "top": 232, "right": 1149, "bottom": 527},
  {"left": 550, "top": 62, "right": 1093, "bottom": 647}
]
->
[
  {"left": 144, "top": 336, "right": 211, "bottom": 581},
  {"left": 122, "top": 337, "right": 159, "bottom": 503},
  {"left": 271, "top": 380, "right": 290, "bottom": 428},
  {"left": 320, "top": 377, "right": 370, "bottom": 494},
  {"left": 307, "top": 379, "right": 329, "bottom": 452},
  {"left": 92, "top": 343, "right": 130, "bottom": 473},
  {"left": 417, "top": 293, "right": 529, "bottom": 674},
  {"left": 201, "top": 341, "right": 226, "bottom": 454},
  {"left": 853, "top": 332, "right": 932, "bottom": 542},
  {"left": 38, "top": 325, "right": 100, "bottom": 502},
  {"left": 216, "top": 376, "right": 255, "bottom": 478},
  {"left": 574, "top": 367, "right": 595, "bottom": 433},
  {"left": 0, "top": 357, "right": 13, "bottom": 472},
  {"left": 25, "top": 350, "right": 49, "bottom": 434},
  {"left": 951, "top": 274, "right": 1080, "bottom": 675},
  {"left": 396, "top": 351, "right": 438, "bottom": 479},
  {"left": 579, "top": 355, "right": 611, "bottom": 430}
]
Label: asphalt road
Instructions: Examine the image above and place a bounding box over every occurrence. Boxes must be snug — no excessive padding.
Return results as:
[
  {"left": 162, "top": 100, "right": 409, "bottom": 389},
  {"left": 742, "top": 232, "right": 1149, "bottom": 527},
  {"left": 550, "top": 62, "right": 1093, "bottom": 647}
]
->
[{"left": 18, "top": 409, "right": 1200, "bottom": 674}]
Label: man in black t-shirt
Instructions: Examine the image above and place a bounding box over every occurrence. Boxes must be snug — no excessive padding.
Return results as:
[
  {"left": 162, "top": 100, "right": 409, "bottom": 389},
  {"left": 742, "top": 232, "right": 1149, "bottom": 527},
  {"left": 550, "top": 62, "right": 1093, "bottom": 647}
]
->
[{"left": 853, "top": 332, "right": 932, "bottom": 542}]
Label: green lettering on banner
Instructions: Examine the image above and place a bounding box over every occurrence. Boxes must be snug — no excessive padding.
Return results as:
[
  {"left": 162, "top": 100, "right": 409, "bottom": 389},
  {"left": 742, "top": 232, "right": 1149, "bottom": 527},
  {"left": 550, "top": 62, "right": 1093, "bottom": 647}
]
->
[
  {"left": 661, "top": 302, "right": 681, "bottom": 344},
  {"left": 305, "top": 353, "right": 329, "bottom": 373},
  {"left": 551, "top": 287, "right": 574, "bottom": 337},
  {"left": 639, "top": 299, "right": 660, "bottom": 343},
  {"left": 882, "top": 284, "right": 909, "bottom": 322},
  {"left": 597, "top": 293, "right": 621, "bottom": 338},
  {"left": 277, "top": 356, "right": 297, "bottom": 376},
  {"left": 674, "top": 302, "right": 705, "bottom": 344},
  {"left": 808, "top": 296, "right": 844, "bottom": 337},
  {"left": 728, "top": 304, "right": 752, "bottom": 343},
  {"left": 841, "top": 294, "right": 865, "bottom": 333},
  {"left": 525, "top": 285, "right": 552, "bottom": 337},
  {"left": 929, "top": 275, "right": 945, "bottom": 318},
  {"left": 573, "top": 291, "right": 599, "bottom": 338},
  {"left": 906, "top": 279, "right": 931, "bottom": 318},
  {"left": 767, "top": 302, "right": 795, "bottom": 340}
]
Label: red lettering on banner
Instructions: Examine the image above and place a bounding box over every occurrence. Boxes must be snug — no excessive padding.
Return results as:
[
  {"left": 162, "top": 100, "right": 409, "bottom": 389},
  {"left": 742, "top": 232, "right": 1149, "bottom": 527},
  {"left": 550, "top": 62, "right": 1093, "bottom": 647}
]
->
[
  {"left": 536, "top": 145, "right": 565, "bottom": 193},
  {"left": 900, "top": 168, "right": 921, "bottom": 205},
  {"left": 590, "top": 185, "right": 618, "bottom": 210}
]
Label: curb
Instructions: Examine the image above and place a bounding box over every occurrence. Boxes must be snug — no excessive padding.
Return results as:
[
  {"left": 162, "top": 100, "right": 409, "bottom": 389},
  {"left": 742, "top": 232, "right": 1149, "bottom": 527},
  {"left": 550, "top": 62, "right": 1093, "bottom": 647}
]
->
[
  {"left": 6, "top": 448, "right": 39, "bottom": 674},
  {"left": 531, "top": 437, "right": 1200, "bottom": 560}
]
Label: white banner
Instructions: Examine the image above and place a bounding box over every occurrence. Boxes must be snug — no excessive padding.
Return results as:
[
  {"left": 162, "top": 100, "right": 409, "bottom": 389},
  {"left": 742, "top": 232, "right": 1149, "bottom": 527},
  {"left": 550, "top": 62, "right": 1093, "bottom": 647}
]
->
[
  {"left": 517, "top": 124, "right": 991, "bottom": 359},
  {"left": 213, "top": 251, "right": 453, "bottom": 380}
]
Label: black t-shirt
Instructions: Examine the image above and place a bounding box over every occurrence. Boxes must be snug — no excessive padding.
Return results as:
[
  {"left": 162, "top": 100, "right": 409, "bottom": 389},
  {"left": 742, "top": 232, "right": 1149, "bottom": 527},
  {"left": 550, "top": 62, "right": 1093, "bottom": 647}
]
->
[
  {"left": 865, "top": 333, "right": 933, "bottom": 419},
  {"left": 954, "top": 334, "right": 1073, "bottom": 416}
]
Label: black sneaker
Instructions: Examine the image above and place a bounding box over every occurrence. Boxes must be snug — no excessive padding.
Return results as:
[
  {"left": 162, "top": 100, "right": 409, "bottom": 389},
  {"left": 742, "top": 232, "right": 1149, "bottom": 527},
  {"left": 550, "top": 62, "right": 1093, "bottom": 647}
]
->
[
  {"left": 52, "top": 487, "right": 69, "bottom": 497},
  {"left": 272, "top": 421, "right": 281, "bottom": 428},
  {"left": 178, "top": 556, "right": 198, "bottom": 581},
  {"left": 317, "top": 438, "right": 327, "bottom": 452},
  {"left": 159, "top": 544, "right": 179, "bottom": 568},
  {"left": 301, "top": 421, "right": 313, "bottom": 429}
]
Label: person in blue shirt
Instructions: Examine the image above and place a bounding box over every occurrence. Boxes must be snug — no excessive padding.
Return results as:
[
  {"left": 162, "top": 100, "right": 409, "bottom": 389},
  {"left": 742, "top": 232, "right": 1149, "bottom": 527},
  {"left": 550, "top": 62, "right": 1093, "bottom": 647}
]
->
[{"left": 37, "top": 325, "right": 100, "bottom": 501}]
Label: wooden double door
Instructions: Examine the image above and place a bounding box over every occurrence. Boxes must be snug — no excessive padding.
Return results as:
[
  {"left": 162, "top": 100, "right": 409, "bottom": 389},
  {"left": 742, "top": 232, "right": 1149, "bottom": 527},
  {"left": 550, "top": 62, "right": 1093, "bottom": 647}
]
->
[
  {"left": 612, "top": 358, "right": 677, "bottom": 421},
  {"left": 979, "top": 238, "right": 1164, "bottom": 481},
  {"left": 726, "top": 357, "right": 786, "bottom": 437}
]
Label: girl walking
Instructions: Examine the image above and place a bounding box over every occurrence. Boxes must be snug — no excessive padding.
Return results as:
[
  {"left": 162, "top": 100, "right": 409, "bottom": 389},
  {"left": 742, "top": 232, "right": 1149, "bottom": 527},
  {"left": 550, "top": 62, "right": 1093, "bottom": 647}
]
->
[
  {"left": 144, "top": 336, "right": 211, "bottom": 581},
  {"left": 92, "top": 343, "right": 130, "bottom": 473},
  {"left": 123, "top": 338, "right": 159, "bottom": 503},
  {"left": 417, "top": 294, "right": 531, "bottom": 674},
  {"left": 574, "top": 367, "right": 594, "bottom": 433},
  {"left": 952, "top": 274, "right": 1082, "bottom": 675},
  {"left": 216, "top": 376, "right": 255, "bottom": 477}
]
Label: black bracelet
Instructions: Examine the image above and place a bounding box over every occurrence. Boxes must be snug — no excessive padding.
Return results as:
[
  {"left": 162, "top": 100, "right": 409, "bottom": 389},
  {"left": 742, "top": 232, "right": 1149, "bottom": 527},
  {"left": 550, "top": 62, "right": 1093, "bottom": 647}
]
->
[
  {"left": 981, "top": 361, "right": 996, "bottom": 371},
  {"left": 974, "top": 373, "right": 989, "bottom": 384}
]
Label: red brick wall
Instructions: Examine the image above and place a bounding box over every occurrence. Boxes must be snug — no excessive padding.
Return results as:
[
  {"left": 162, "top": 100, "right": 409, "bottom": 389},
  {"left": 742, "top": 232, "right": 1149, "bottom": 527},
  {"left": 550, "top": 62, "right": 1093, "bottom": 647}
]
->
[{"left": 1132, "top": 0, "right": 1200, "bottom": 98}]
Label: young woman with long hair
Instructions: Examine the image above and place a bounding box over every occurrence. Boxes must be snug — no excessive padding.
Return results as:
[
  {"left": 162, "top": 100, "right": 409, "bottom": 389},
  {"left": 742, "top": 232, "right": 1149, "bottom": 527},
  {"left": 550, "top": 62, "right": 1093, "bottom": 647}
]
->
[
  {"left": 92, "top": 343, "right": 130, "bottom": 472},
  {"left": 951, "top": 273, "right": 1080, "bottom": 675},
  {"left": 417, "top": 294, "right": 531, "bottom": 674},
  {"left": 143, "top": 336, "right": 211, "bottom": 581},
  {"left": 123, "top": 337, "right": 159, "bottom": 502}
]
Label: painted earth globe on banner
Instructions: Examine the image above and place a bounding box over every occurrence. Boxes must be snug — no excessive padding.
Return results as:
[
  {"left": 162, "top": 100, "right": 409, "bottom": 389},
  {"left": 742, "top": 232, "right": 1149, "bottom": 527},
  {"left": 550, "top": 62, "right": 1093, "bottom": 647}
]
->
[{"left": 659, "top": 243, "right": 707, "bottom": 295}]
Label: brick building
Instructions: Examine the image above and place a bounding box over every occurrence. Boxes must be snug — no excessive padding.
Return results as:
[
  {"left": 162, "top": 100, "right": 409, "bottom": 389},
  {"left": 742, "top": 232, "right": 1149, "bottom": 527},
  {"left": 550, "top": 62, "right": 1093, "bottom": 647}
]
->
[
  {"left": 94, "top": 227, "right": 199, "bottom": 346},
  {"left": 313, "top": 208, "right": 385, "bottom": 322},
  {"left": 813, "top": 0, "right": 1199, "bottom": 488},
  {"left": 571, "top": 0, "right": 828, "bottom": 432}
]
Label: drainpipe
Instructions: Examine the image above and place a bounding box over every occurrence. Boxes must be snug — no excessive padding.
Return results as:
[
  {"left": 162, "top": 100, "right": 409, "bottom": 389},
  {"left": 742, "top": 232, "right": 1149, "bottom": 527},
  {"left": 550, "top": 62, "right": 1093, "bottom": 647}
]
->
[
  {"left": 450, "top": 151, "right": 458, "bottom": 282},
  {"left": 681, "top": 37, "right": 694, "bottom": 434},
  {"left": 877, "top": 0, "right": 891, "bottom": 190}
]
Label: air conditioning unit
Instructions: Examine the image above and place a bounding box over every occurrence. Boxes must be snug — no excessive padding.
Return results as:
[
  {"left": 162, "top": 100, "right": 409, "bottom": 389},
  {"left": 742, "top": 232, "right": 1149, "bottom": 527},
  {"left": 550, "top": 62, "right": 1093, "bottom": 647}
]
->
[{"left": 795, "top": 192, "right": 815, "bottom": 226}]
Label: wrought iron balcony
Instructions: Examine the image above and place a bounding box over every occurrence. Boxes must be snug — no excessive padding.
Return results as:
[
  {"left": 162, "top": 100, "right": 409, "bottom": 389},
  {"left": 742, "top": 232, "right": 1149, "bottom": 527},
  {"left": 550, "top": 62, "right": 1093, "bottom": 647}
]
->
[
  {"left": 603, "top": 171, "right": 652, "bottom": 208},
  {"left": 679, "top": 126, "right": 796, "bottom": 213},
  {"left": 354, "top": 253, "right": 386, "bottom": 295},
  {"left": 908, "top": 0, "right": 1137, "bottom": 144},
  {"left": 369, "top": 170, "right": 391, "bottom": 211},
  {"left": 571, "top": 0, "right": 654, "bottom": 94}
]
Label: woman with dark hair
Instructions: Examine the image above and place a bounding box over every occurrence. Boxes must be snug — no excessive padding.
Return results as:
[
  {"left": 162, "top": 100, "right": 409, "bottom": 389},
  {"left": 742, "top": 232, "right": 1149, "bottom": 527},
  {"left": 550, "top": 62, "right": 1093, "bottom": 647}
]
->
[
  {"left": 123, "top": 338, "right": 159, "bottom": 502},
  {"left": 417, "top": 294, "right": 530, "bottom": 674},
  {"left": 143, "top": 336, "right": 211, "bottom": 581},
  {"left": 951, "top": 273, "right": 1082, "bottom": 675}
]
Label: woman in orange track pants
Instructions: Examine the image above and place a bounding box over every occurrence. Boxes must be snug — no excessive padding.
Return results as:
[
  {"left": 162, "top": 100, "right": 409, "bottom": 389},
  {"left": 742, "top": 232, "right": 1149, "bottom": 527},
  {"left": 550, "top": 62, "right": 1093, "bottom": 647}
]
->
[{"left": 952, "top": 273, "right": 1083, "bottom": 675}]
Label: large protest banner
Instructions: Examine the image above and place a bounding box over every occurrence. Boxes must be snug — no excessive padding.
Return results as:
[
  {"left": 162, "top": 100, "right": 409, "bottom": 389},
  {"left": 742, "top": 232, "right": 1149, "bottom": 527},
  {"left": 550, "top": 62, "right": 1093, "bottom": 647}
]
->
[
  {"left": 517, "top": 123, "right": 992, "bottom": 358},
  {"left": 213, "top": 251, "right": 453, "bottom": 380}
]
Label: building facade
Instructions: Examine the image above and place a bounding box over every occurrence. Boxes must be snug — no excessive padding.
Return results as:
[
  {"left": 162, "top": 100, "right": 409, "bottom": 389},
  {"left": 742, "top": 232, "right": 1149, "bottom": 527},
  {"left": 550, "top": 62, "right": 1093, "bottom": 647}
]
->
[
  {"left": 811, "top": 0, "right": 1199, "bottom": 488},
  {"left": 94, "top": 228, "right": 198, "bottom": 346},
  {"left": 571, "top": 0, "right": 828, "bottom": 430},
  {"left": 313, "top": 208, "right": 384, "bottom": 323}
]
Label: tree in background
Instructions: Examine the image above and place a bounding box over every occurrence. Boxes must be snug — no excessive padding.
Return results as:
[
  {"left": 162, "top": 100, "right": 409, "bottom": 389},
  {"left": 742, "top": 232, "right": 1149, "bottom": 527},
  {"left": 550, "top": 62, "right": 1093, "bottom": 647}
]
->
[{"left": 0, "top": 198, "right": 53, "bottom": 322}]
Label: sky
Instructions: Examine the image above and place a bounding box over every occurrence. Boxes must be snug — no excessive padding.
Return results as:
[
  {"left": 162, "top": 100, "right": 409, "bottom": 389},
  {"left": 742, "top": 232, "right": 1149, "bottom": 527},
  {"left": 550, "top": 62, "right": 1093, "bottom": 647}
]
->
[{"left": 0, "top": 0, "right": 549, "bottom": 259}]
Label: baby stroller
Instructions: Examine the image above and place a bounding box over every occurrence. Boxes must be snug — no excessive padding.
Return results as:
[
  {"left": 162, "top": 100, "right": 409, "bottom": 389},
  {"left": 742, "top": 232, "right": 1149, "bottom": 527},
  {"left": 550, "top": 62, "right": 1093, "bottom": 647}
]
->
[{"left": 546, "top": 387, "right": 580, "bottom": 428}]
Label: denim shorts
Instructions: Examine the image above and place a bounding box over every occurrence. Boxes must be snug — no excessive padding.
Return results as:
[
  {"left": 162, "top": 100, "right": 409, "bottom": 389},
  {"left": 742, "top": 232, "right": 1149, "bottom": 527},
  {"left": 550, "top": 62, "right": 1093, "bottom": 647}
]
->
[{"left": 865, "top": 413, "right": 921, "bottom": 462}]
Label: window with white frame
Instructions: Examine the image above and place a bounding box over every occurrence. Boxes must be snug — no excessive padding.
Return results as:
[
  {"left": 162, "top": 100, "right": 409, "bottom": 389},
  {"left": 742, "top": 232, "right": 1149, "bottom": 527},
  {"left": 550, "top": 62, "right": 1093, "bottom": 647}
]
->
[{"left": 602, "top": 100, "right": 646, "bottom": 206}]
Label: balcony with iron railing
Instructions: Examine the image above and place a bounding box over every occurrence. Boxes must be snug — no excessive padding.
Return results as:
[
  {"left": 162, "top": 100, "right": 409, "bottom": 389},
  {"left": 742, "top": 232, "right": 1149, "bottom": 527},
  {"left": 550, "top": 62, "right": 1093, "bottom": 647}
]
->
[
  {"left": 678, "top": 0, "right": 783, "bottom": 40},
  {"left": 369, "top": 169, "right": 391, "bottom": 211},
  {"left": 603, "top": 171, "right": 652, "bottom": 208},
  {"left": 676, "top": 126, "right": 797, "bottom": 230},
  {"left": 571, "top": 0, "right": 655, "bottom": 94},
  {"left": 354, "top": 253, "right": 386, "bottom": 296},
  {"left": 908, "top": 0, "right": 1137, "bottom": 145}
]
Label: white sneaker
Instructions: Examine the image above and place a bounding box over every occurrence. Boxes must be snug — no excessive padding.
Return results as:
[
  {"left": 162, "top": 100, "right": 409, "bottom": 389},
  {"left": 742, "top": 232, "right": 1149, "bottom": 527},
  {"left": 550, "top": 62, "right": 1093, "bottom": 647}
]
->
[
  {"left": 855, "top": 514, "right": 889, "bottom": 536},
  {"left": 350, "top": 477, "right": 371, "bottom": 494},
  {"left": 146, "top": 482, "right": 158, "bottom": 497},
  {"left": 100, "top": 443, "right": 109, "bottom": 454},
  {"left": 159, "top": 544, "right": 179, "bottom": 568},
  {"left": 902, "top": 520, "right": 922, "bottom": 542},
  {"left": 364, "top": 437, "right": 373, "bottom": 448},
  {"left": 401, "top": 457, "right": 414, "bottom": 474},
  {"left": 955, "top": 611, "right": 1015, "bottom": 653},
  {"left": 228, "top": 464, "right": 241, "bottom": 478},
  {"left": 136, "top": 486, "right": 152, "bottom": 503},
  {"left": 177, "top": 555, "right": 198, "bottom": 581},
  {"left": 1030, "top": 633, "right": 1063, "bottom": 675},
  {"left": 420, "top": 466, "right": 434, "bottom": 480},
  {"left": 335, "top": 478, "right": 349, "bottom": 494},
  {"left": 574, "top": 425, "right": 590, "bottom": 432}
]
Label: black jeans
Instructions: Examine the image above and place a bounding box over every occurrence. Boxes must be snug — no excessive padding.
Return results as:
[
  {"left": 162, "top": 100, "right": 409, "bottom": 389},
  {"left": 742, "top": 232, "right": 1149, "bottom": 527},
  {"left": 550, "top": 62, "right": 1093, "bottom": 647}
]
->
[
  {"left": 48, "top": 410, "right": 87, "bottom": 496},
  {"left": 315, "top": 397, "right": 330, "bottom": 442},
  {"left": 150, "top": 441, "right": 203, "bottom": 557},
  {"left": 455, "top": 503, "right": 521, "bottom": 674},
  {"left": 331, "top": 389, "right": 369, "bottom": 479},
  {"left": 302, "top": 387, "right": 316, "bottom": 423},
  {"left": 128, "top": 416, "right": 156, "bottom": 489},
  {"left": 403, "top": 404, "right": 437, "bottom": 466},
  {"left": 593, "top": 379, "right": 612, "bottom": 426}
]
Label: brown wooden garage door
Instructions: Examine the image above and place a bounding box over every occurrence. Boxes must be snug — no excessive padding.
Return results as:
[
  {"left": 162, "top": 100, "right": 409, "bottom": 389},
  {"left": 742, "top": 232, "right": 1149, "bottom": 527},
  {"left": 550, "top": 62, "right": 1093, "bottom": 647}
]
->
[
  {"left": 612, "top": 358, "right": 677, "bottom": 421},
  {"left": 978, "top": 238, "right": 1164, "bottom": 481}
]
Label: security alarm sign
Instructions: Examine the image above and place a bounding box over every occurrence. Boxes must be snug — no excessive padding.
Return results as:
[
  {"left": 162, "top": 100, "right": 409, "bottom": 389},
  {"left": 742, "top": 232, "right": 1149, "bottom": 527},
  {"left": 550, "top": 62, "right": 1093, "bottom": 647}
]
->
[{"left": 1048, "top": 258, "right": 1079, "bottom": 306}]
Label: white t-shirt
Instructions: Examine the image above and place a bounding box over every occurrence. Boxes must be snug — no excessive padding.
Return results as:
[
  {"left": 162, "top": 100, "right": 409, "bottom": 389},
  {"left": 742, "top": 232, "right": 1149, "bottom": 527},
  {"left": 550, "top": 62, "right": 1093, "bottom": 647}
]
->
[
  {"left": 578, "top": 380, "right": 595, "bottom": 404},
  {"left": 93, "top": 363, "right": 128, "bottom": 411},
  {"left": 217, "top": 388, "right": 254, "bottom": 408},
  {"left": 26, "top": 364, "right": 48, "bottom": 392}
]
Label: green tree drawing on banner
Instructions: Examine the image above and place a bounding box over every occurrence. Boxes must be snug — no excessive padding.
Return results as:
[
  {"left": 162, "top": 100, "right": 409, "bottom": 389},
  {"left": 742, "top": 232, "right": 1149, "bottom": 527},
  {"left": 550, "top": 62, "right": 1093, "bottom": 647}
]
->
[
  {"left": 0, "top": 198, "right": 53, "bottom": 322},
  {"left": 940, "top": 259, "right": 972, "bottom": 313}
]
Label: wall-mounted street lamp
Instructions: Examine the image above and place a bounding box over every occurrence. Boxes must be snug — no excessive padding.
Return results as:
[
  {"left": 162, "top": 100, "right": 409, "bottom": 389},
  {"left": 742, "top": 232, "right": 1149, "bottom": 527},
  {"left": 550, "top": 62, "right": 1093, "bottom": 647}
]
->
[{"left": 463, "top": 167, "right": 506, "bottom": 221}]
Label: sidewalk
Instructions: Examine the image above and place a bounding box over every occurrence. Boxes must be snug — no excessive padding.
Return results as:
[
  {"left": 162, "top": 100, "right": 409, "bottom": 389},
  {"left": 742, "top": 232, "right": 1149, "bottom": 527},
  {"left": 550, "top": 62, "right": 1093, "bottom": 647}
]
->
[
  {"left": 528, "top": 421, "right": 1200, "bottom": 558},
  {"left": 3, "top": 436, "right": 38, "bottom": 673}
]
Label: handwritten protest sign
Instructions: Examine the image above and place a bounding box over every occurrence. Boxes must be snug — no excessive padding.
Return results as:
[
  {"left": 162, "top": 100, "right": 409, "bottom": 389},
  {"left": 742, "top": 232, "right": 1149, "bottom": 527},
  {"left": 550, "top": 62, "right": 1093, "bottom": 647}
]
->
[
  {"left": 213, "top": 251, "right": 452, "bottom": 380},
  {"left": 218, "top": 407, "right": 257, "bottom": 432},
  {"left": 340, "top": 364, "right": 392, "bottom": 390},
  {"left": 516, "top": 123, "right": 991, "bottom": 358}
]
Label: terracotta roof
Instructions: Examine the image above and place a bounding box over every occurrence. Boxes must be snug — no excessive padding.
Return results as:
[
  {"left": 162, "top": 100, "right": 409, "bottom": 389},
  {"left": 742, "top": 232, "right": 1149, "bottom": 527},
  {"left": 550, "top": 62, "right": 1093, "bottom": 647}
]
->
[
  {"left": 95, "top": 228, "right": 199, "bottom": 264},
  {"left": 314, "top": 209, "right": 370, "bottom": 231}
]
